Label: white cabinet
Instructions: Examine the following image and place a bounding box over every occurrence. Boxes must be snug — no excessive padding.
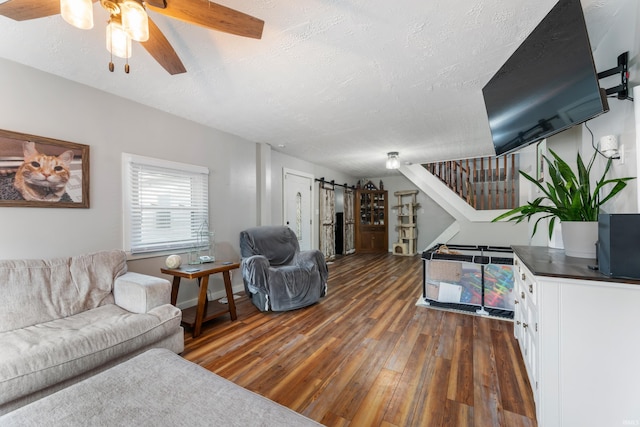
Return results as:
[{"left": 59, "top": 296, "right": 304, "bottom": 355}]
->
[{"left": 513, "top": 248, "right": 640, "bottom": 427}]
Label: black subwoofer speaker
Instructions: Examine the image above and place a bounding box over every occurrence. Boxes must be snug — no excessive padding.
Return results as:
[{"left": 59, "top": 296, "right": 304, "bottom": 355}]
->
[{"left": 597, "top": 213, "right": 640, "bottom": 279}]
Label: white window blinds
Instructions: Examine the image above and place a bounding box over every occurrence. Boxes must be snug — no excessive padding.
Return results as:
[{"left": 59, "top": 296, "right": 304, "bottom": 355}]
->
[{"left": 123, "top": 153, "right": 209, "bottom": 255}]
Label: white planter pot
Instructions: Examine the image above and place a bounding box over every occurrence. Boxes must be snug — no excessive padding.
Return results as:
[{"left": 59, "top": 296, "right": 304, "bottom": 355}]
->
[{"left": 561, "top": 221, "right": 598, "bottom": 258}]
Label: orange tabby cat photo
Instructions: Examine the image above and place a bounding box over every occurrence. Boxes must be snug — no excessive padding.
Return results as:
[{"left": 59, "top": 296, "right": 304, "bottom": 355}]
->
[{"left": 0, "top": 141, "right": 74, "bottom": 202}]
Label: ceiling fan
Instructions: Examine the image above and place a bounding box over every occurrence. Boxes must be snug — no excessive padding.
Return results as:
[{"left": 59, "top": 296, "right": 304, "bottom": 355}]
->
[{"left": 0, "top": 0, "right": 264, "bottom": 74}]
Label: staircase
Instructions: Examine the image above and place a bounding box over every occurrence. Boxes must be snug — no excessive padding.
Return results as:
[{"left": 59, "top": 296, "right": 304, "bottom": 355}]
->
[
  {"left": 398, "top": 153, "right": 525, "bottom": 249},
  {"left": 423, "top": 153, "right": 519, "bottom": 210}
]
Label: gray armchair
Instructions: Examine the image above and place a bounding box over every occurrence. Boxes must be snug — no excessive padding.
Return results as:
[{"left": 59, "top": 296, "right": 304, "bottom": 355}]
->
[{"left": 240, "top": 226, "right": 328, "bottom": 312}]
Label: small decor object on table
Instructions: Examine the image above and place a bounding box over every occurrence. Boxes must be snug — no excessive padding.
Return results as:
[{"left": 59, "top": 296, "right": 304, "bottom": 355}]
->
[
  {"left": 188, "top": 248, "right": 200, "bottom": 265},
  {"left": 165, "top": 254, "right": 182, "bottom": 269}
]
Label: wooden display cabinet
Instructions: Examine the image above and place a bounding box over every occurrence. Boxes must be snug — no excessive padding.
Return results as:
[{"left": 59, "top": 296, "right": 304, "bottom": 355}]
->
[{"left": 355, "top": 181, "right": 388, "bottom": 253}]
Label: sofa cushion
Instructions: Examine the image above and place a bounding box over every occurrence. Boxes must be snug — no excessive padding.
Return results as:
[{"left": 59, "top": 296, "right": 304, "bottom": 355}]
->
[
  {"left": 0, "top": 349, "right": 323, "bottom": 427},
  {"left": 0, "top": 303, "right": 181, "bottom": 406},
  {"left": 0, "top": 250, "right": 127, "bottom": 333}
]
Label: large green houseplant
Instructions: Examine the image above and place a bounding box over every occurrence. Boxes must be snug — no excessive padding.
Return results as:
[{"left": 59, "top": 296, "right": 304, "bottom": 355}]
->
[{"left": 493, "top": 148, "right": 634, "bottom": 256}]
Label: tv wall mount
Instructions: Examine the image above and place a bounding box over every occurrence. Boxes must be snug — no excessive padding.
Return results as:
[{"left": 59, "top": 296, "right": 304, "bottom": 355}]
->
[{"left": 598, "top": 52, "right": 630, "bottom": 100}]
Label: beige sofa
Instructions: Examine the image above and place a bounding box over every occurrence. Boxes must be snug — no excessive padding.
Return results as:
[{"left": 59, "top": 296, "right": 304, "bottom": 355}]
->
[{"left": 0, "top": 250, "right": 184, "bottom": 415}]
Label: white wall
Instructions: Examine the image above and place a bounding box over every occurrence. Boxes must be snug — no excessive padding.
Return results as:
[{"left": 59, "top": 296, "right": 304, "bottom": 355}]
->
[
  {"left": 0, "top": 58, "right": 258, "bottom": 306},
  {"left": 577, "top": 0, "right": 639, "bottom": 214},
  {"left": 542, "top": 0, "right": 640, "bottom": 218}
]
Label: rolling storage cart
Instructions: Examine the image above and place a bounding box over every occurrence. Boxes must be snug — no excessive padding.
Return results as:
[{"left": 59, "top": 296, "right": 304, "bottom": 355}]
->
[{"left": 421, "top": 244, "right": 515, "bottom": 319}]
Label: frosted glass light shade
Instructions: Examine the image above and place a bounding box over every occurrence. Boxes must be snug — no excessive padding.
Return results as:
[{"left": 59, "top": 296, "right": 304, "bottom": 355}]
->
[
  {"left": 121, "top": 0, "right": 149, "bottom": 42},
  {"left": 60, "top": 0, "right": 94, "bottom": 30},
  {"left": 106, "top": 18, "right": 132, "bottom": 59},
  {"left": 386, "top": 152, "right": 400, "bottom": 169}
]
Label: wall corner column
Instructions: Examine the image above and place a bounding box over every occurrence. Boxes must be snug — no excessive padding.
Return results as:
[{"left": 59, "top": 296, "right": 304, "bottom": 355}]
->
[{"left": 256, "top": 143, "right": 272, "bottom": 225}]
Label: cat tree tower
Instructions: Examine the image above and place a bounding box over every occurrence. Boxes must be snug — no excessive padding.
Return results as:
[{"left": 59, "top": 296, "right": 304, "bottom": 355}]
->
[{"left": 392, "top": 190, "right": 420, "bottom": 256}]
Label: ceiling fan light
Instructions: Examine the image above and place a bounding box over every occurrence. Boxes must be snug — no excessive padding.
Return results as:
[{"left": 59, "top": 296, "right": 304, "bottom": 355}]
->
[
  {"left": 121, "top": 0, "right": 149, "bottom": 42},
  {"left": 60, "top": 0, "right": 94, "bottom": 30},
  {"left": 106, "top": 17, "right": 132, "bottom": 59}
]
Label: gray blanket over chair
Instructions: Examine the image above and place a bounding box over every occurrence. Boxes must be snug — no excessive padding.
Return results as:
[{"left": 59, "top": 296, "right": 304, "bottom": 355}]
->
[{"left": 240, "top": 226, "right": 328, "bottom": 311}]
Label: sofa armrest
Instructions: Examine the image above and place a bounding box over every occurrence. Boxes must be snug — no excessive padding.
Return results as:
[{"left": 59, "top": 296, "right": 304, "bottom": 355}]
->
[
  {"left": 298, "top": 249, "right": 329, "bottom": 283},
  {"left": 241, "top": 255, "right": 271, "bottom": 294},
  {"left": 114, "top": 272, "right": 171, "bottom": 314}
]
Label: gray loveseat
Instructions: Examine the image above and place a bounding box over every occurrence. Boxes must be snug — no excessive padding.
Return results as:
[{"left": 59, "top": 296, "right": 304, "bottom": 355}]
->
[
  {"left": 0, "top": 250, "right": 184, "bottom": 415},
  {"left": 240, "top": 226, "right": 328, "bottom": 311}
]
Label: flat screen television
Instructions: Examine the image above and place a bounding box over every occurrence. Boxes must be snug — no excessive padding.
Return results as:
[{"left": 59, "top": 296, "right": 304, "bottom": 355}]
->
[{"left": 482, "top": 0, "right": 609, "bottom": 156}]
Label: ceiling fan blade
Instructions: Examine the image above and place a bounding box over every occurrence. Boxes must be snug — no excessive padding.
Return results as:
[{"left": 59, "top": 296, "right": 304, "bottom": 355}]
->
[
  {"left": 0, "top": 0, "right": 61, "bottom": 21},
  {"left": 145, "top": 0, "right": 166, "bottom": 8},
  {"left": 147, "top": 0, "right": 264, "bottom": 39},
  {"left": 140, "top": 17, "right": 187, "bottom": 75}
]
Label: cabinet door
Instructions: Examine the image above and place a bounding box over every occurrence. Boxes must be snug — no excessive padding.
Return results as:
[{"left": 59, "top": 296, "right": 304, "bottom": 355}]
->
[
  {"left": 360, "top": 192, "right": 372, "bottom": 225},
  {"left": 525, "top": 303, "right": 538, "bottom": 396},
  {"left": 359, "top": 230, "right": 386, "bottom": 252},
  {"left": 513, "top": 257, "right": 526, "bottom": 342}
]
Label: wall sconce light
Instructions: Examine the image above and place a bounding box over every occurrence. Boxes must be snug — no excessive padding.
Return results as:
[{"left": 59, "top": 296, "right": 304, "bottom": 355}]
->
[
  {"left": 599, "top": 135, "right": 620, "bottom": 159},
  {"left": 386, "top": 152, "right": 400, "bottom": 169}
]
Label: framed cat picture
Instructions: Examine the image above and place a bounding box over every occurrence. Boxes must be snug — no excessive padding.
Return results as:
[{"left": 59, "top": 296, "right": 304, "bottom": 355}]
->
[{"left": 0, "top": 129, "right": 90, "bottom": 208}]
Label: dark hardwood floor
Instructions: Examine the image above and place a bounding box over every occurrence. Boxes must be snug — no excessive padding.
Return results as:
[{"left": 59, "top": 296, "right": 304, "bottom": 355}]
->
[{"left": 182, "top": 253, "right": 537, "bottom": 427}]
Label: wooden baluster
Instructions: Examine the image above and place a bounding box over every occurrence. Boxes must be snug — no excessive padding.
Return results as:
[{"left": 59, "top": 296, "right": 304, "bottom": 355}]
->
[
  {"left": 480, "top": 157, "right": 485, "bottom": 210},
  {"left": 452, "top": 161, "right": 456, "bottom": 193},
  {"left": 473, "top": 158, "right": 478, "bottom": 209},
  {"left": 488, "top": 157, "right": 492, "bottom": 210},
  {"left": 503, "top": 155, "right": 508, "bottom": 209},
  {"left": 458, "top": 162, "right": 463, "bottom": 198},
  {"left": 465, "top": 159, "right": 470, "bottom": 205},
  {"left": 451, "top": 161, "right": 456, "bottom": 192},
  {"left": 511, "top": 154, "right": 516, "bottom": 208},
  {"left": 494, "top": 157, "right": 500, "bottom": 209}
]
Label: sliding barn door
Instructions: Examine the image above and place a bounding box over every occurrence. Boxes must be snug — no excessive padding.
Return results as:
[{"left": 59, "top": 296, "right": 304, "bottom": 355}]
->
[
  {"left": 344, "top": 188, "right": 355, "bottom": 254},
  {"left": 319, "top": 185, "right": 335, "bottom": 260}
]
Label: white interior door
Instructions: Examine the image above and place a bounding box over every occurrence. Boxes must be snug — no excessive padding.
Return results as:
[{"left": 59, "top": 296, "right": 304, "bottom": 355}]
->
[{"left": 283, "top": 169, "right": 313, "bottom": 250}]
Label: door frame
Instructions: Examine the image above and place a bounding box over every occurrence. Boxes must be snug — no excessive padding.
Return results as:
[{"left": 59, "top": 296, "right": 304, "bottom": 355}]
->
[{"left": 282, "top": 168, "right": 315, "bottom": 250}]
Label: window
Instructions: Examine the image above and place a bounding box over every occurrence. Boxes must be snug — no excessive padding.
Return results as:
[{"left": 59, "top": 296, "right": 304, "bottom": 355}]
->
[{"left": 123, "top": 153, "right": 209, "bottom": 255}]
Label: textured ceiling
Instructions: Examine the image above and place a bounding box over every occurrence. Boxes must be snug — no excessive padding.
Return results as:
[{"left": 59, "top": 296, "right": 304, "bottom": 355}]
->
[{"left": 0, "top": 0, "right": 621, "bottom": 178}]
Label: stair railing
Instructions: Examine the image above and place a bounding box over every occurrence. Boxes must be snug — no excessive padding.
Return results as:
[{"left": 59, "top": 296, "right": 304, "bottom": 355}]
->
[{"left": 424, "top": 153, "right": 519, "bottom": 210}]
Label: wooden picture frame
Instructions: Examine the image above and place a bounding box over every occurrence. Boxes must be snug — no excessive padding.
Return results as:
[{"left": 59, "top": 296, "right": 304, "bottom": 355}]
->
[{"left": 0, "top": 129, "right": 89, "bottom": 208}]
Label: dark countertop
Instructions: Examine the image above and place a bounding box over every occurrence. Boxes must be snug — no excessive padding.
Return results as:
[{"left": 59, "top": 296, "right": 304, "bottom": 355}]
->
[{"left": 511, "top": 245, "right": 640, "bottom": 285}]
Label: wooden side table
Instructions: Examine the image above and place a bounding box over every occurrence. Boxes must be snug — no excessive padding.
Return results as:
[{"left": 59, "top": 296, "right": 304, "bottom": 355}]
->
[{"left": 161, "top": 261, "right": 240, "bottom": 338}]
